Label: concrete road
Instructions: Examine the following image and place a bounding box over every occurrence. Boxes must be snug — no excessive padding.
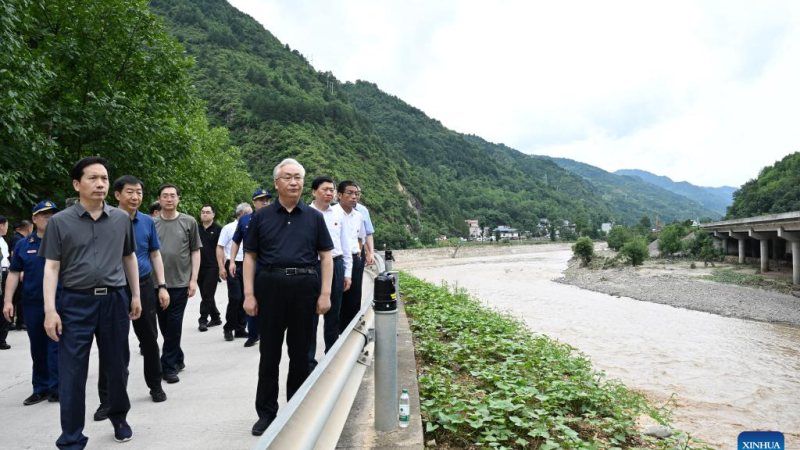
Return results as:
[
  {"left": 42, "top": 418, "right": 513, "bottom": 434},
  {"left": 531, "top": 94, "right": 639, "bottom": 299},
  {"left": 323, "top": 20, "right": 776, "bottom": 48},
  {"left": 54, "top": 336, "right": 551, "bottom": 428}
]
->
[{"left": 0, "top": 279, "right": 366, "bottom": 450}]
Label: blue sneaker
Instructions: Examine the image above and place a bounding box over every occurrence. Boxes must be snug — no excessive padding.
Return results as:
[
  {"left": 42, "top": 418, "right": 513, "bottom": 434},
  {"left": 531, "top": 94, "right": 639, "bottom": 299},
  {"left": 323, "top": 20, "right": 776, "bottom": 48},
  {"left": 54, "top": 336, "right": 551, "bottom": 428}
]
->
[{"left": 111, "top": 419, "right": 133, "bottom": 443}]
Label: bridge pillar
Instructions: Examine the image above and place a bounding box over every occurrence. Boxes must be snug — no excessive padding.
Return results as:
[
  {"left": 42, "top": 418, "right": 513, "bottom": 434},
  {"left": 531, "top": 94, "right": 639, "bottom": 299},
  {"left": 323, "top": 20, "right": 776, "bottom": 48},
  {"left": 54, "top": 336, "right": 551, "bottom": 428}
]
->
[
  {"left": 759, "top": 240, "right": 769, "bottom": 272},
  {"left": 778, "top": 228, "right": 800, "bottom": 285}
]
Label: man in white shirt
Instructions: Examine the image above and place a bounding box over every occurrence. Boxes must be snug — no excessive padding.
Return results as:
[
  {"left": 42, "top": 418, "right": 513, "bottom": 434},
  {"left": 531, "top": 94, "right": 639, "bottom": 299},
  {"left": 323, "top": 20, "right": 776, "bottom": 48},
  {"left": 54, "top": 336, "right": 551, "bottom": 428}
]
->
[
  {"left": 333, "top": 181, "right": 366, "bottom": 334},
  {"left": 353, "top": 183, "right": 375, "bottom": 266},
  {"left": 308, "top": 177, "right": 353, "bottom": 372},
  {"left": 217, "top": 203, "right": 252, "bottom": 342}
]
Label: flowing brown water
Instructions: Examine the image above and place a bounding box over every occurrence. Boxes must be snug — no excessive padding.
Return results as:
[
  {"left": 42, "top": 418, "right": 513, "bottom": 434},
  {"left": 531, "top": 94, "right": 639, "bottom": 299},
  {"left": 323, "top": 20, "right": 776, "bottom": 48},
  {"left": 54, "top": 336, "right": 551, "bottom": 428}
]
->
[{"left": 397, "top": 245, "right": 800, "bottom": 450}]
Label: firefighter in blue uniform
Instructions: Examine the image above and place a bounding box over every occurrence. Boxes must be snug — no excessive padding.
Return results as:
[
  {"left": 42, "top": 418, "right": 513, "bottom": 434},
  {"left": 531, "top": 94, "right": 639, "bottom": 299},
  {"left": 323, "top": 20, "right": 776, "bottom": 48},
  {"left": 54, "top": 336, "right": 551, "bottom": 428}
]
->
[{"left": 3, "top": 200, "right": 61, "bottom": 405}]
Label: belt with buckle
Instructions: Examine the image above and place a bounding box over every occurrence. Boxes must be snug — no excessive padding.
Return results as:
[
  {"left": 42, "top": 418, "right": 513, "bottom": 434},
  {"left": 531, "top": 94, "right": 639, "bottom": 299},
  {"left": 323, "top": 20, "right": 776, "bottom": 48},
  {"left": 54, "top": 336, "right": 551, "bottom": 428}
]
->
[
  {"left": 265, "top": 267, "right": 317, "bottom": 276},
  {"left": 65, "top": 286, "right": 122, "bottom": 296}
]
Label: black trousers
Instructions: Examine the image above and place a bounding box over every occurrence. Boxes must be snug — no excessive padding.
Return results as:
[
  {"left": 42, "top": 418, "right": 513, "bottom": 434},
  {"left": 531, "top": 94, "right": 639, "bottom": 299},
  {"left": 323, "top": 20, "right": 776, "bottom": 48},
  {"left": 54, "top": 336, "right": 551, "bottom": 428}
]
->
[
  {"left": 57, "top": 289, "right": 130, "bottom": 449},
  {"left": 197, "top": 266, "right": 221, "bottom": 323},
  {"left": 98, "top": 275, "right": 161, "bottom": 403},
  {"left": 223, "top": 260, "right": 246, "bottom": 332},
  {"left": 339, "top": 253, "right": 365, "bottom": 334},
  {"left": 255, "top": 270, "right": 319, "bottom": 418},
  {"left": 12, "top": 278, "right": 24, "bottom": 326},
  {"left": 0, "top": 271, "right": 9, "bottom": 342},
  {"left": 157, "top": 287, "right": 188, "bottom": 374}
]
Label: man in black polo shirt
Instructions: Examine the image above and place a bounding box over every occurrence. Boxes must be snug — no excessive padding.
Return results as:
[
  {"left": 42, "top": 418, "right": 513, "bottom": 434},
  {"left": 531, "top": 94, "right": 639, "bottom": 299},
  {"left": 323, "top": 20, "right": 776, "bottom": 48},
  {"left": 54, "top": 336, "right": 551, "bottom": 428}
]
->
[
  {"left": 41, "top": 156, "right": 142, "bottom": 448},
  {"left": 243, "top": 158, "right": 333, "bottom": 436},
  {"left": 197, "top": 204, "right": 223, "bottom": 331}
]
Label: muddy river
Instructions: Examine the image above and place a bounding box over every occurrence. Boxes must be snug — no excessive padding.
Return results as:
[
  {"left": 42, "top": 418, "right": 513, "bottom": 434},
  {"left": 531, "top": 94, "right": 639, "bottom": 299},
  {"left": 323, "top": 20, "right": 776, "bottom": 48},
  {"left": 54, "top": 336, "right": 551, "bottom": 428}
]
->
[{"left": 395, "top": 245, "right": 800, "bottom": 449}]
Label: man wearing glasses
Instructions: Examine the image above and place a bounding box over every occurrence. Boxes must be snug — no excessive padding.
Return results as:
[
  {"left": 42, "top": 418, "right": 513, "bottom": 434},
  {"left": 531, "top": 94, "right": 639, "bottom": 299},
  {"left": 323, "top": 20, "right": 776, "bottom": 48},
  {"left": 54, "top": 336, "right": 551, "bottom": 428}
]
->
[
  {"left": 354, "top": 183, "right": 376, "bottom": 266},
  {"left": 242, "top": 158, "right": 333, "bottom": 436},
  {"left": 197, "top": 204, "right": 223, "bottom": 332}
]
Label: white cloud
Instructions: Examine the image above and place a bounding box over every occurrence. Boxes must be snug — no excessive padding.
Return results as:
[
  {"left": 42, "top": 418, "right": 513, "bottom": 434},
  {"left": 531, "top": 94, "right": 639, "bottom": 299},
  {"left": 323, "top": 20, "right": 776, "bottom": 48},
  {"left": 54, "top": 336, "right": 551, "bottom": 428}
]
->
[{"left": 228, "top": 0, "right": 800, "bottom": 187}]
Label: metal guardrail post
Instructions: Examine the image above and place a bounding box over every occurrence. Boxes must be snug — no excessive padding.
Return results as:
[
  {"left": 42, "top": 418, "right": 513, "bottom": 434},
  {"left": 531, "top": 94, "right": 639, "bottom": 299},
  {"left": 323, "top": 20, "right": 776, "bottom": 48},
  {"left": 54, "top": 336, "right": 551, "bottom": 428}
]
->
[{"left": 373, "top": 271, "right": 398, "bottom": 432}]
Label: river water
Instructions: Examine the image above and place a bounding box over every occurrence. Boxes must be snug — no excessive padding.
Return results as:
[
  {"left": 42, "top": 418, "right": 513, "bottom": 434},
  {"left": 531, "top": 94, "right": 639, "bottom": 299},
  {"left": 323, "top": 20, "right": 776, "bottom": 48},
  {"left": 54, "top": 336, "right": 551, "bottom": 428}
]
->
[{"left": 396, "top": 245, "right": 800, "bottom": 450}]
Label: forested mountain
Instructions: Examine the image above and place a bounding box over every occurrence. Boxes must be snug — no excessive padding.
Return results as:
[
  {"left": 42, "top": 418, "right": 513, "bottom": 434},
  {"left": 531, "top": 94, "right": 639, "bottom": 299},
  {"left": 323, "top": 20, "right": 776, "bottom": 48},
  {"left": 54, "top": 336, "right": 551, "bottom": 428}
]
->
[
  {"left": 147, "top": 0, "right": 717, "bottom": 243},
  {"left": 615, "top": 169, "right": 735, "bottom": 216},
  {"left": 727, "top": 152, "right": 800, "bottom": 218},
  {"left": 548, "top": 158, "right": 720, "bottom": 223}
]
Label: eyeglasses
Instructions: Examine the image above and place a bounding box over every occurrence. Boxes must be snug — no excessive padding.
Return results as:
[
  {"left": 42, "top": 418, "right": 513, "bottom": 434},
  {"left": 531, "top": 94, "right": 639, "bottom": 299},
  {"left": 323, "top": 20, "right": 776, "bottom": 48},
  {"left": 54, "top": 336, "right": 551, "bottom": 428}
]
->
[
  {"left": 277, "top": 174, "right": 304, "bottom": 182},
  {"left": 343, "top": 190, "right": 360, "bottom": 197}
]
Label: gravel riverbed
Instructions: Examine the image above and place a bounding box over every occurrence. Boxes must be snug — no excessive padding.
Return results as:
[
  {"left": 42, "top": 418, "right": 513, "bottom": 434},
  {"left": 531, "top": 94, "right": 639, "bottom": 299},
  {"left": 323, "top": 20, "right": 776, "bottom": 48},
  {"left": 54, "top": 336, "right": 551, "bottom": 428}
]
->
[{"left": 557, "top": 258, "right": 800, "bottom": 328}]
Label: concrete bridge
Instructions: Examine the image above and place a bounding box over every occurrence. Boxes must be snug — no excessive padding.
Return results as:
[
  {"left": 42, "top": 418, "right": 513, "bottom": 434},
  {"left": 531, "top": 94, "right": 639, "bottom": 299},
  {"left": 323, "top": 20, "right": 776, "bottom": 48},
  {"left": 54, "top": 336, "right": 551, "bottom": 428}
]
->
[{"left": 700, "top": 211, "right": 800, "bottom": 284}]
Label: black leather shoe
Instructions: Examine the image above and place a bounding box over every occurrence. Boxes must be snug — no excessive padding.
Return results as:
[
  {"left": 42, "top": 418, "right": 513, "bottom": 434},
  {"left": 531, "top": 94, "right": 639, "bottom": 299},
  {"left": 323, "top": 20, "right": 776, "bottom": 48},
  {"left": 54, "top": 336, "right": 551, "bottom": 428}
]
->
[
  {"left": 234, "top": 330, "right": 248, "bottom": 338},
  {"left": 0, "top": 342, "right": 10, "bottom": 350},
  {"left": 94, "top": 404, "right": 110, "bottom": 421},
  {"left": 150, "top": 388, "right": 167, "bottom": 403},
  {"left": 224, "top": 330, "right": 234, "bottom": 341},
  {"left": 208, "top": 318, "right": 222, "bottom": 327},
  {"left": 163, "top": 371, "right": 180, "bottom": 384},
  {"left": 244, "top": 337, "right": 259, "bottom": 348},
  {"left": 23, "top": 393, "right": 49, "bottom": 405},
  {"left": 48, "top": 393, "right": 59, "bottom": 402},
  {"left": 198, "top": 322, "right": 208, "bottom": 332},
  {"left": 251, "top": 416, "right": 275, "bottom": 436}
]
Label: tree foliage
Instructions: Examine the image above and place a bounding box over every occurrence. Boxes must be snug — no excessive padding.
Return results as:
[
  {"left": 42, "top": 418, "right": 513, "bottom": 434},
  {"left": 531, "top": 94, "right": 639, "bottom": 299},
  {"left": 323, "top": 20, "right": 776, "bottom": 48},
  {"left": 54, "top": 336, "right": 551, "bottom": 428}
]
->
[
  {"left": 727, "top": 152, "right": 800, "bottom": 218},
  {"left": 0, "top": 0, "right": 254, "bottom": 220},
  {"left": 606, "top": 226, "right": 633, "bottom": 251},
  {"left": 621, "top": 236, "right": 649, "bottom": 266},
  {"left": 572, "top": 236, "right": 594, "bottom": 264},
  {"left": 658, "top": 223, "right": 689, "bottom": 256}
]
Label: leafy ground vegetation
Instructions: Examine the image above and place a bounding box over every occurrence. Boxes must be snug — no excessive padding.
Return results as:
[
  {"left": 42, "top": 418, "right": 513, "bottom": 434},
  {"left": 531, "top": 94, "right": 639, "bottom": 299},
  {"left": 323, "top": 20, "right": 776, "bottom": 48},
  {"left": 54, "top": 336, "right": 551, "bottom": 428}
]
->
[
  {"left": 402, "top": 273, "right": 712, "bottom": 450},
  {"left": 702, "top": 268, "right": 796, "bottom": 295}
]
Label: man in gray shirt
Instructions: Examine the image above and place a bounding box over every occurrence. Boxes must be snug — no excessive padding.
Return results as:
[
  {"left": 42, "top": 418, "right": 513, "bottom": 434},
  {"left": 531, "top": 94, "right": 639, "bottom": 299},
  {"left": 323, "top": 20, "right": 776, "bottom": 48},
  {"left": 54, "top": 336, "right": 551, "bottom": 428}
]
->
[
  {"left": 41, "top": 156, "right": 142, "bottom": 447},
  {"left": 154, "top": 183, "right": 201, "bottom": 384}
]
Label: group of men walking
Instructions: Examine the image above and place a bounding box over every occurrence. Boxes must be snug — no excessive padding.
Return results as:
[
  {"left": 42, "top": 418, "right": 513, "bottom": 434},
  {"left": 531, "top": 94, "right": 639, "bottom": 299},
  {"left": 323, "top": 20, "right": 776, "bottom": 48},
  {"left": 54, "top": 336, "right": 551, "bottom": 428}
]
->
[{"left": 0, "top": 156, "right": 376, "bottom": 448}]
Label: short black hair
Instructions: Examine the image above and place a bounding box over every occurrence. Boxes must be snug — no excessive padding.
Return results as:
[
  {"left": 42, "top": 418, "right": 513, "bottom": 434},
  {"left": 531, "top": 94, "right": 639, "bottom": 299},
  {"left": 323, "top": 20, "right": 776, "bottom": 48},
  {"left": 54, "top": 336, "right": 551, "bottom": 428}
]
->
[
  {"left": 71, "top": 156, "right": 110, "bottom": 182},
  {"left": 14, "top": 219, "right": 32, "bottom": 229},
  {"left": 0, "top": 215, "right": 6, "bottom": 225},
  {"left": 312, "top": 176, "right": 334, "bottom": 191},
  {"left": 201, "top": 204, "right": 215, "bottom": 214},
  {"left": 158, "top": 183, "right": 180, "bottom": 197},
  {"left": 113, "top": 175, "right": 144, "bottom": 193},
  {"left": 149, "top": 201, "right": 162, "bottom": 214},
  {"left": 337, "top": 180, "right": 357, "bottom": 194}
]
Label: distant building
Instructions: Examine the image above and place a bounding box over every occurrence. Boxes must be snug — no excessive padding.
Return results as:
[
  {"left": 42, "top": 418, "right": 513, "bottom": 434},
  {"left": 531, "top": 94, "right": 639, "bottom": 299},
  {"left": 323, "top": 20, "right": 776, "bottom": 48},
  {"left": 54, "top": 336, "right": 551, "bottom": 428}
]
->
[
  {"left": 493, "top": 226, "right": 519, "bottom": 240},
  {"left": 465, "top": 219, "right": 481, "bottom": 239},
  {"left": 601, "top": 222, "right": 614, "bottom": 234}
]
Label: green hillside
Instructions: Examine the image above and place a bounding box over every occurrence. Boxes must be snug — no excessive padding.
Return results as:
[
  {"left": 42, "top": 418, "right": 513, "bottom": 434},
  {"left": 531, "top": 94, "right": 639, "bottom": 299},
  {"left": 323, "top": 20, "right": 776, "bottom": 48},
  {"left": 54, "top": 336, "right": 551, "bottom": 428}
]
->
[
  {"left": 615, "top": 169, "right": 734, "bottom": 216},
  {"left": 548, "top": 158, "right": 720, "bottom": 223},
  {"left": 727, "top": 152, "right": 800, "bottom": 218}
]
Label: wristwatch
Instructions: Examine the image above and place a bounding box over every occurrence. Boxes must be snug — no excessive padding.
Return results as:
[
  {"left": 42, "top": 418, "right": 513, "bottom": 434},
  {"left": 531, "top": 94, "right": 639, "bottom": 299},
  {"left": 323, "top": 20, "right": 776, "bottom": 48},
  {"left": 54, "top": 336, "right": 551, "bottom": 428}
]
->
[{"left": 158, "top": 284, "right": 167, "bottom": 290}]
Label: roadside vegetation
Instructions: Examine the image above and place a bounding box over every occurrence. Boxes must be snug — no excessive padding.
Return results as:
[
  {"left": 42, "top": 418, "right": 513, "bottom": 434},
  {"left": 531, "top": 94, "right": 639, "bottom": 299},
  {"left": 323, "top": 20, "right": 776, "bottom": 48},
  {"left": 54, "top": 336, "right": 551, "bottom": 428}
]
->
[
  {"left": 402, "top": 273, "right": 712, "bottom": 450},
  {"left": 702, "top": 268, "right": 796, "bottom": 295}
]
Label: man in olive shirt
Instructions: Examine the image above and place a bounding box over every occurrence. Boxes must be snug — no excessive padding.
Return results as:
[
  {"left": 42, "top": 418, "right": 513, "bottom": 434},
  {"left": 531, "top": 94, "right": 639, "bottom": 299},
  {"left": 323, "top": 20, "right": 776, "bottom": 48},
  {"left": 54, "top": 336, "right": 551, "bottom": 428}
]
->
[
  {"left": 41, "top": 156, "right": 142, "bottom": 448},
  {"left": 154, "top": 184, "right": 201, "bottom": 384}
]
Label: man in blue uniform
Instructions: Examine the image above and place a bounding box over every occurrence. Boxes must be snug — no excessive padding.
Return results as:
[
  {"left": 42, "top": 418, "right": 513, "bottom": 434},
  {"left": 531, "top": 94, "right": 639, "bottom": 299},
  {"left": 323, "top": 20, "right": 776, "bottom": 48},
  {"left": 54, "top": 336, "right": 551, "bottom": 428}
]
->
[
  {"left": 41, "top": 156, "right": 142, "bottom": 448},
  {"left": 229, "top": 188, "right": 271, "bottom": 347},
  {"left": 3, "top": 201, "right": 60, "bottom": 404}
]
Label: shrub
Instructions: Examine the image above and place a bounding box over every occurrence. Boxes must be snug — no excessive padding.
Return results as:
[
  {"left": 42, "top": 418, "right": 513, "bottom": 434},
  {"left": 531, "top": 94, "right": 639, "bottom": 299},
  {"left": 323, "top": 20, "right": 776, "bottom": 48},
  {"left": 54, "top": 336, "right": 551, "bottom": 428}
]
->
[
  {"left": 607, "top": 225, "right": 633, "bottom": 251},
  {"left": 621, "top": 236, "right": 649, "bottom": 266},
  {"left": 658, "top": 224, "right": 687, "bottom": 256},
  {"left": 573, "top": 236, "right": 594, "bottom": 264}
]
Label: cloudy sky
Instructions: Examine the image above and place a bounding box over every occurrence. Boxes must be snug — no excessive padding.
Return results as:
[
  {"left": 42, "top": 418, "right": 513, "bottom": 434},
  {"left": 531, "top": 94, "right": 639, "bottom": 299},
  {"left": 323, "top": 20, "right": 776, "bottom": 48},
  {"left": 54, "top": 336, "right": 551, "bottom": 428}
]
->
[{"left": 229, "top": 0, "right": 800, "bottom": 188}]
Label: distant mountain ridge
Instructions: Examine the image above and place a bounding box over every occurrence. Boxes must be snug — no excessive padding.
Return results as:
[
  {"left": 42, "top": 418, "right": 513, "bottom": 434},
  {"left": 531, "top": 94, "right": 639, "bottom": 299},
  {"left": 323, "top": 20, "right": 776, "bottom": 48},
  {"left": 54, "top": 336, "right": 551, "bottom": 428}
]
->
[{"left": 614, "top": 169, "right": 736, "bottom": 216}]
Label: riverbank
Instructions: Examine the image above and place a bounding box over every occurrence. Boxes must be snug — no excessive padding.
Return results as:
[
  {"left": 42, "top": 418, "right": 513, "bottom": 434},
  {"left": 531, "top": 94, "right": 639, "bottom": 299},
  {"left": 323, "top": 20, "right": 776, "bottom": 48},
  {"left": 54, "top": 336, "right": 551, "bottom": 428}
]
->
[{"left": 557, "top": 253, "right": 800, "bottom": 328}]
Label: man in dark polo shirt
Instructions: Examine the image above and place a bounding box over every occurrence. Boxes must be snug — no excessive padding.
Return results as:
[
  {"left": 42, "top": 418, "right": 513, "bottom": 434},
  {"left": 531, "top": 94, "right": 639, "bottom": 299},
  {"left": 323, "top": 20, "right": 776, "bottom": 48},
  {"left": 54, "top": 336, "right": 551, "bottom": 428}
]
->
[
  {"left": 197, "top": 204, "right": 222, "bottom": 331},
  {"left": 243, "top": 158, "right": 333, "bottom": 436},
  {"left": 154, "top": 183, "right": 201, "bottom": 384},
  {"left": 93, "top": 176, "right": 170, "bottom": 422},
  {"left": 41, "top": 156, "right": 142, "bottom": 448}
]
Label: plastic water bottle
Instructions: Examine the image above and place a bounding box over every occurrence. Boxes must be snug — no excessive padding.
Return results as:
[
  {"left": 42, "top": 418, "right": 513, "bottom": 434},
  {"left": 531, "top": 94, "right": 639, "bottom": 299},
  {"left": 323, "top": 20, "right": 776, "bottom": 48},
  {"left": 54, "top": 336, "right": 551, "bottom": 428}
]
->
[{"left": 399, "top": 388, "right": 410, "bottom": 428}]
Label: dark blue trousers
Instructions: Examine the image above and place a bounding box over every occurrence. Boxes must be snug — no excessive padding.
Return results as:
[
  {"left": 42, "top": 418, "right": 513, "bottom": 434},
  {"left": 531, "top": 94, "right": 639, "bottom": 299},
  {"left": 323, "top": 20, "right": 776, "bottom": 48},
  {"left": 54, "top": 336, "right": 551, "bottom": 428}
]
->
[
  {"left": 57, "top": 289, "right": 130, "bottom": 450},
  {"left": 339, "top": 253, "right": 365, "bottom": 334},
  {"left": 23, "top": 303, "right": 59, "bottom": 395},
  {"left": 156, "top": 287, "right": 188, "bottom": 374},
  {"left": 309, "top": 256, "right": 344, "bottom": 372}
]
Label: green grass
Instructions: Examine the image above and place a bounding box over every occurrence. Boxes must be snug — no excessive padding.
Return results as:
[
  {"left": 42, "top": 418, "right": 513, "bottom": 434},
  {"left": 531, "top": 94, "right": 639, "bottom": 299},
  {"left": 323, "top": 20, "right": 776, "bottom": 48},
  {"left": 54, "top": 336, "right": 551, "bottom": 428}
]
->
[
  {"left": 702, "top": 268, "right": 793, "bottom": 294},
  {"left": 401, "top": 273, "right": 712, "bottom": 450}
]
